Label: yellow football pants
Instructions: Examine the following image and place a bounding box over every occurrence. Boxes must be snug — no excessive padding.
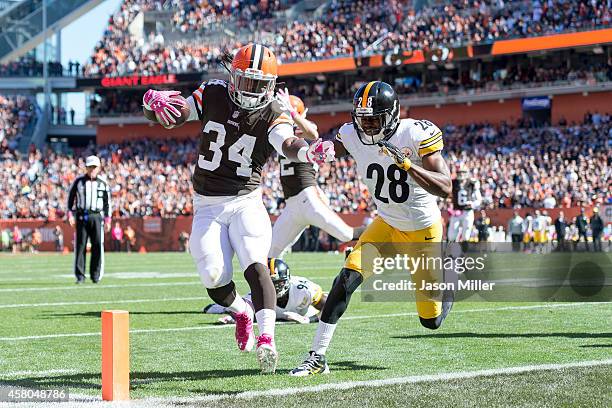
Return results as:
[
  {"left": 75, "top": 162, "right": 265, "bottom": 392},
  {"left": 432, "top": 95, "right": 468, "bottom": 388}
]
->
[{"left": 345, "top": 216, "right": 444, "bottom": 319}]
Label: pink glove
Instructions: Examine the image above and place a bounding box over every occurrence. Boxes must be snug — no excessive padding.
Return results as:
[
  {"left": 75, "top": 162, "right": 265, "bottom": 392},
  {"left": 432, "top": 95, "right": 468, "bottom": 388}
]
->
[
  {"left": 306, "top": 139, "right": 335, "bottom": 164},
  {"left": 142, "top": 89, "right": 187, "bottom": 127}
]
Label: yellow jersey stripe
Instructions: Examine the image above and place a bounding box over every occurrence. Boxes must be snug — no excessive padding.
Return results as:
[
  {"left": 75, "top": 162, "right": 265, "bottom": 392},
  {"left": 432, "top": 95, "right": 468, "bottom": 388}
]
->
[
  {"left": 361, "top": 81, "right": 376, "bottom": 107},
  {"left": 312, "top": 287, "right": 323, "bottom": 305},
  {"left": 420, "top": 131, "right": 443, "bottom": 146},
  {"left": 419, "top": 135, "right": 443, "bottom": 149},
  {"left": 419, "top": 140, "right": 444, "bottom": 155},
  {"left": 269, "top": 258, "right": 276, "bottom": 276}
]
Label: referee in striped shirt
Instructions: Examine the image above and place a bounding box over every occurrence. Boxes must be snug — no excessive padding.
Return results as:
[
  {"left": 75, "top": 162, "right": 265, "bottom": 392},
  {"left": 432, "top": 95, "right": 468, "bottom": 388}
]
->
[{"left": 67, "top": 155, "right": 111, "bottom": 284}]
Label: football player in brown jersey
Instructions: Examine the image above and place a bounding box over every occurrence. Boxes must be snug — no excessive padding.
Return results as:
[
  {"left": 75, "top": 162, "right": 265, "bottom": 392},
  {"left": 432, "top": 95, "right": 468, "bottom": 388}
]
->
[{"left": 143, "top": 44, "right": 335, "bottom": 373}]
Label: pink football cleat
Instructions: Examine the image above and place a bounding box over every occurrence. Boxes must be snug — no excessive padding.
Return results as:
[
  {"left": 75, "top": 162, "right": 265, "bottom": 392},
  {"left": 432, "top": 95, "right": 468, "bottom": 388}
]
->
[
  {"left": 233, "top": 312, "right": 255, "bottom": 352},
  {"left": 256, "top": 334, "right": 278, "bottom": 374}
]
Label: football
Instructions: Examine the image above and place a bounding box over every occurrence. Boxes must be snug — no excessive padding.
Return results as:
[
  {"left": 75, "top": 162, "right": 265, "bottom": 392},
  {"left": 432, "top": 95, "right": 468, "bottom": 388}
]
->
[
  {"left": 155, "top": 95, "right": 190, "bottom": 128},
  {"left": 144, "top": 94, "right": 190, "bottom": 128}
]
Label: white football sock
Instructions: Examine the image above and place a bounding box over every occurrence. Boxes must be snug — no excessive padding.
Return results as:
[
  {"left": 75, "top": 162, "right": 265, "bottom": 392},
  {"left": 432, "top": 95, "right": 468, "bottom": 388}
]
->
[
  {"left": 255, "top": 308, "right": 276, "bottom": 338},
  {"left": 312, "top": 321, "right": 337, "bottom": 355},
  {"left": 226, "top": 295, "right": 250, "bottom": 318}
]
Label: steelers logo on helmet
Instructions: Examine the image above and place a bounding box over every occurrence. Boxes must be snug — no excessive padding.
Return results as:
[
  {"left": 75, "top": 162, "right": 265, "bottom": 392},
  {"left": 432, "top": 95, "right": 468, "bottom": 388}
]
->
[
  {"left": 268, "top": 258, "right": 291, "bottom": 298},
  {"left": 229, "top": 43, "right": 278, "bottom": 110},
  {"left": 351, "top": 81, "right": 400, "bottom": 145}
]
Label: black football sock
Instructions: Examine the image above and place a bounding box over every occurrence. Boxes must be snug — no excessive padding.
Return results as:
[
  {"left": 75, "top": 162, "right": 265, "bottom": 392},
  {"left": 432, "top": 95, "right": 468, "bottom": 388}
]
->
[
  {"left": 206, "top": 281, "right": 237, "bottom": 308},
  {"left": 320, "top": 268, "right": 363, "bottom": 324},
  {"left": 244, "top": 262, "right": 276, "bottom": 312}
]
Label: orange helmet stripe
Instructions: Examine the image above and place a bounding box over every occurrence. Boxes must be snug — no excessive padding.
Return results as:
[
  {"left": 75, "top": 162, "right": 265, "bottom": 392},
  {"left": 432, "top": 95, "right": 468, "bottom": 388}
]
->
[{"left": 361, "top": 81, "right": 376, "bottom": 107}]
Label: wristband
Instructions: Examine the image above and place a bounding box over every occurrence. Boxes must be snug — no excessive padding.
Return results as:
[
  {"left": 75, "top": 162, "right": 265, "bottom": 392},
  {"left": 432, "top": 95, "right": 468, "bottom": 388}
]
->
[
  {"left": 399, "top": 158, "right": 412, "bottom": 171},
  {"left": 297, "top": 146, "right": 309, "bottom": 163}
]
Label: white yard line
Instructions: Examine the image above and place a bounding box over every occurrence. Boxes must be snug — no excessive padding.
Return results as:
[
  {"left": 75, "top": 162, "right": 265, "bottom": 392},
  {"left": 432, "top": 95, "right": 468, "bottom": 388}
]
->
[
  {"left": 0, "top": 270, "right": 342, "bottom": 291},
  {"left": 1, "top": 302, "right": 607, "bottom": 342},
  {"left": 145, "top": 358, "right": 612, "bottom": 405},
  {"left": 34, "top": 358, "right": 612, "bottom": 407},
  {"left": 0, "top": 297, "right": 206, "bottom": 309},
  {"left": 0, "top": 369, "right": 77, "bottom": 378},
  {"left": 0, "top": 281, "right": 200, "bottom": 293},
  {"left": 0, "top": 258, "right": 343, "bottom": 275}
]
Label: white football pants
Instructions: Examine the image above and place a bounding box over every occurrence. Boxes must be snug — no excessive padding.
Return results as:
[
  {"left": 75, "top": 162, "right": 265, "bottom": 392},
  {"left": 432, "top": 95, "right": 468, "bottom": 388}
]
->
[
  {"left": 269, "top": 186, "right": 353, "bottom": 258},
  {"left": 190, "top": 188, "right": 271, "bottom": 289}
]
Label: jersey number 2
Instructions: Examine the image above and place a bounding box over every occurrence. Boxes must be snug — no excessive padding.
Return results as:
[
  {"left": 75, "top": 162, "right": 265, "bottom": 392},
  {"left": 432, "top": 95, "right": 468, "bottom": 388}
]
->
[
  {"left": 198, "top": 120, "right": 256, "bottom": 177},
  {"left": 366, "top": 163, "right": 410, "bottom": 203}
]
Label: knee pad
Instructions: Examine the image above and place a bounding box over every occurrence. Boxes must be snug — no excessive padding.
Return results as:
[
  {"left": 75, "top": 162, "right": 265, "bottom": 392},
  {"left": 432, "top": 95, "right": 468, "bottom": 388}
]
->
[
  {"left": 419, "top": 316, "right": 443, "bottom": 330},
  {"left": 196, "top": 260, "right": 228, "bottom": 289}
]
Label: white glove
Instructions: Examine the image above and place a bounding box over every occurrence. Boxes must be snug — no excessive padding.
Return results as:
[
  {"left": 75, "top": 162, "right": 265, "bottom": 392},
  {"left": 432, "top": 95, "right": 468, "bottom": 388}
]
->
[
  {"left": 217, "top": 315, "right": 235, "bottom": 325},
  {"left": 271, "top": 87, "right": 296, "bottom": 116},
  {"left": 282, "top": 311, "right": 310, "bottom": 324}
]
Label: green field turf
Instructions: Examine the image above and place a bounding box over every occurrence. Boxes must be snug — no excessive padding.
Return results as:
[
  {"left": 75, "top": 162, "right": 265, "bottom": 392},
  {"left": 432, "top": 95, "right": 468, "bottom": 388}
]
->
[{"left": 0, "top": 252, "right": 610, "bottom": 407}]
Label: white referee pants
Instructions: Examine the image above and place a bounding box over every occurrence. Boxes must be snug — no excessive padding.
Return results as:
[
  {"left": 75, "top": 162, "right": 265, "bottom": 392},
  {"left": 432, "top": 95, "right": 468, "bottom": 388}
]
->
[
  {"left": 269, "top": 186, "right": 353, "bottom": 258},
  {"left": 189, "top": 188, "right": 271, "bottom": 289}
]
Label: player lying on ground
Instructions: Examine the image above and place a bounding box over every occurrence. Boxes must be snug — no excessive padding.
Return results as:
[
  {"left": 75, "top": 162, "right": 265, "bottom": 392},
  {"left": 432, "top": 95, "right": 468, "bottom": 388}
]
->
[
  {"left": 270, "top": 91, "right": 363, "bottom": 258},
  {"left": 142, "top": 43, "right": 335, "bottom": 374},
  {"left": 290, "top": 81, "right": 454, "bottom": 376},
  {"left": 203, "top": 258, "right": 326, "bottom": 324}
]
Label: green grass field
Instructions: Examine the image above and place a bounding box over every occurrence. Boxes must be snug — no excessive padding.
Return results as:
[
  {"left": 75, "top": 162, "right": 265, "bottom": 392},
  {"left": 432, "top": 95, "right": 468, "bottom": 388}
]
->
[{"left": 0, "top": 252, "right": 610, "bottom": 407}]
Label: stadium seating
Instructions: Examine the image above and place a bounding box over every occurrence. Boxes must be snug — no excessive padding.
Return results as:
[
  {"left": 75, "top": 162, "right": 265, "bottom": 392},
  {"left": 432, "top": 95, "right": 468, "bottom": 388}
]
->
[{"left": 0, "top": 94, "right": 36, "bottom": 153}]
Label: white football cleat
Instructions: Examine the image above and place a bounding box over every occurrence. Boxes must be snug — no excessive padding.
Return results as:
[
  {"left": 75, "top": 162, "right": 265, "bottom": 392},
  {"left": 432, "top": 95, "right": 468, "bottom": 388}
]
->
[
  {"left": 256, "top": 334, "right": 278, "bottom": 374},
  {"left": 233, "top": 311, "right": 255, "bottom": 352}
]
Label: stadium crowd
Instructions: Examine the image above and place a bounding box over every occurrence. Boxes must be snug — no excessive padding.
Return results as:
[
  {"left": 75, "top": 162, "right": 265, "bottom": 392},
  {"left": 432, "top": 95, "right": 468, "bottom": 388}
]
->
[
  {"left": 82, "top": 0, "right": 612, "bottom": 75},
  {"left": 2, "top": 0, "right": 608, "bottom": 78},
  {"left": 0, "top": 95, "right": 36, "bottom": 153},
  {"left": 88, "top": 60, "right": 612, "bottom": 116},
  {"left": 1, "top": 116, "right": 609, "bottom": 221},
  {"left": 0, "top": 57, "right": 64, "bottom": 77}
]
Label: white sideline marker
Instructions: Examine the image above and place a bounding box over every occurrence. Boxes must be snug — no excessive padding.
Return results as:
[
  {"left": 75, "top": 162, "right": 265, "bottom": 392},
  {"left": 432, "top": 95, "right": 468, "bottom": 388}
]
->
[{"left": 0, "top": 302, "right": 608, "bottom": 342}]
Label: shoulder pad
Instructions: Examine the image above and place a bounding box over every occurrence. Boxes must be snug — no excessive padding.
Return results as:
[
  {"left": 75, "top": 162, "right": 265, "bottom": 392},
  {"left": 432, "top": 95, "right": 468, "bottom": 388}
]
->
[
  {"left": 336, "top": 122, "right": 354, "bottom": 141},
  {"left": 206, "top": 79, "right": 227, "bottom": 88}
]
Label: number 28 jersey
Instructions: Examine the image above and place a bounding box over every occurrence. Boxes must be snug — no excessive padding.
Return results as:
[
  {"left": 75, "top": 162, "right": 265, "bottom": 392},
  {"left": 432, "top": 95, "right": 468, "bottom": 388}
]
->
[
  {"left": 336, "top": 118, "right": 444, "bottom": 231},
  {"left": 190, "top": 80, "right": 291, "bottom": 196}
]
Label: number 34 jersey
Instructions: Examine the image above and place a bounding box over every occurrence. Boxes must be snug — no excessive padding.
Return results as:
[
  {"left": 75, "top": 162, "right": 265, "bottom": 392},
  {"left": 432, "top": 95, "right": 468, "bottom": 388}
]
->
[
  {"left": 337, "top": 118, "right": 444, "bottom": 231},
  {"left": 190, "top": 80, "right": 291, "bottom": 196}
]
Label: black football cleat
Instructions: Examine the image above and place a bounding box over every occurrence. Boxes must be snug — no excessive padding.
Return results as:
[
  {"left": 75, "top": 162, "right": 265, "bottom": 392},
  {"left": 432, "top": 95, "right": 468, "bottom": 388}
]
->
[{"left": 289, "top": 351, "right": 330, "bottom": 376}]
